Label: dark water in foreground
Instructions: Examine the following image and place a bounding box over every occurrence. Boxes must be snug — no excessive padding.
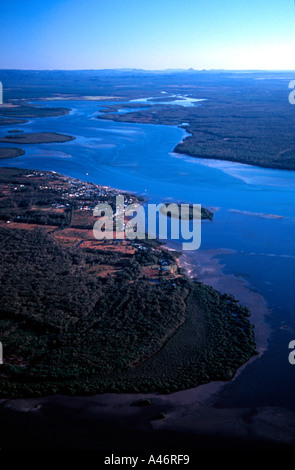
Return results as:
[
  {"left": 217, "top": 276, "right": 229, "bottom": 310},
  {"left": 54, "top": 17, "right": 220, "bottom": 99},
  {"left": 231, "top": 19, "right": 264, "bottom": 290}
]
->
[{"left": 0, "top": 100, "right": 295, "bottom": 410}]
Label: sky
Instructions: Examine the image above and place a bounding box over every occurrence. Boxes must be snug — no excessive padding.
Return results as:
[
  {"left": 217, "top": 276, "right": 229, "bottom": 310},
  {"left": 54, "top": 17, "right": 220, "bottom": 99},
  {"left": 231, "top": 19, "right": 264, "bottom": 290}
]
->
[{"left": 1, "top": 0, "right": 295, "bottom": 70}]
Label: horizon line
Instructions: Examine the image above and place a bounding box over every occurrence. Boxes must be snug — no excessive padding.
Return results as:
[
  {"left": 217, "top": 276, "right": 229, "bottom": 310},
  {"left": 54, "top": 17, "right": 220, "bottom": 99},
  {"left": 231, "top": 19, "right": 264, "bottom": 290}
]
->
[{"left": 1, "top": 68, "right": 295, "bottom": 73}]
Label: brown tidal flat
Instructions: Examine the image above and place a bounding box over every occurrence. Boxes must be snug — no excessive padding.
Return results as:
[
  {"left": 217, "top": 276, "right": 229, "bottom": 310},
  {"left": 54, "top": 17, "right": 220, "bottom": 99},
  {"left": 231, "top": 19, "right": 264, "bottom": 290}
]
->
[{"left": 179, "top": 248, "right": 270, "bottom": 354}]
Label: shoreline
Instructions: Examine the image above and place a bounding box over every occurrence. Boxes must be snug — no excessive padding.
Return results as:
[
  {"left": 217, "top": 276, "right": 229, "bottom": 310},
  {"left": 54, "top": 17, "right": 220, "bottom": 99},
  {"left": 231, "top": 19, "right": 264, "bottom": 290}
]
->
[
  {"left": 1, "top": 244, "right": 282, "bottom": 450},
  {"left": 1, "top": 166, "right": 257, "bottom": 397},
  {"left": 0, "top": 90, "right": 294, "bottom": 447},
  {"left": 97, "top": 94, "right": 295, "bottom": 173},
  {"left": 0, "top": 171, "right": 292, "bottom": 449},
  {"left": 174, "top": 147, "right": 295, "bottom": 173},
  {"left": 178, "top": 248, "right": 270, "bottom": 355}
]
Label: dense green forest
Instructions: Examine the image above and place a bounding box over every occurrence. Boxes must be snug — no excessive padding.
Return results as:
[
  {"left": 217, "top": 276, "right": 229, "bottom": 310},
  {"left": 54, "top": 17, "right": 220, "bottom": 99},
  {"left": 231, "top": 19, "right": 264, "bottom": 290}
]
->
[
  {"left": 101, "top": 100, "right": 295, "bottom": 171},
  {"left": 0, "top": 226, "right": 256, "bottom": 397},
  {"left": 2, "top": 70, "right": 294, "bottom": 170},
  {"left": 0, "top": 168, "right": 256, "bottom": 397},
  {"left": 96, "top": 73, "right": 295, "bottom": 171}
]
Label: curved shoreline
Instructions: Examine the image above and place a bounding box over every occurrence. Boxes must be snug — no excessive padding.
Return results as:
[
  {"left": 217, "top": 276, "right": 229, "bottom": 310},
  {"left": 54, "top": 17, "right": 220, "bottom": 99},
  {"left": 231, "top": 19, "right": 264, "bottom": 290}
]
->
[
  {"left": 98, "top": 95, "right": 295, "bottom": 172},
  {"left": 0, "top": 245, "right": 281, "bottom": 450},
  {"left": 174, "top": 146, "right": 295, "bottom": 172},
  {"left": 178, "top": 248, "right": 270, "bottom": 355},
  {"left": 0, "top": 98, "right": 293, "bottom": 448},
  {"left": 0, "top": 244, "right": 286, "bottom": 449}
]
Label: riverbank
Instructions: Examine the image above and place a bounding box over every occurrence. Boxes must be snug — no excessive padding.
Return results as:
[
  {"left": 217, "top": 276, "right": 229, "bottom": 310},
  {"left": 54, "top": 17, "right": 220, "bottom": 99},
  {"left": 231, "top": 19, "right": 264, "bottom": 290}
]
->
[
  {"left": 0, "top": 167, "right": 257, "bottom": 398},
  {"left": 178, "top": 248, "right": 270, "bottom": 354},
  {"left": 0, "top": 244, "right": 287, "bottom": 450},
  {"left": 0, "top": 89, "right": 293, "bottom": 448},
  {"left": 0, "top": 167, "right": 293, "bottom": 449}
]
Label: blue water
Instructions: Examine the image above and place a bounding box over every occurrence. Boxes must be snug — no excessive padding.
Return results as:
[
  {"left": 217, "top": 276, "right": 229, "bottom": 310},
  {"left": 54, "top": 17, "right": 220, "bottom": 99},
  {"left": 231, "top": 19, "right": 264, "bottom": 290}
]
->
[{"left": 1, "top": 100, "right": 295, "bottom": 408}]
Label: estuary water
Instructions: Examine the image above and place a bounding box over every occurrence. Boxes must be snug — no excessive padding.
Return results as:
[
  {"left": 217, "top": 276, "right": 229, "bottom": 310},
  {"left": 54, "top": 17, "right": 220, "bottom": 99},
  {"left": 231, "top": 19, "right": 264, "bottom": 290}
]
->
[{"left": 0, "top": 100, "right": 295, "bottom": 410}]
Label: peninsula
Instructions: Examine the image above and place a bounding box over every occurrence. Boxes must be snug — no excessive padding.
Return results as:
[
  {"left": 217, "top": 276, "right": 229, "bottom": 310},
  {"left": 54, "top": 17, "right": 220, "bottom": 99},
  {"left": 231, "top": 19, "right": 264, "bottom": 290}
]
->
[{"left": 0, "top": 167, "right": 256, "bottom": 397}]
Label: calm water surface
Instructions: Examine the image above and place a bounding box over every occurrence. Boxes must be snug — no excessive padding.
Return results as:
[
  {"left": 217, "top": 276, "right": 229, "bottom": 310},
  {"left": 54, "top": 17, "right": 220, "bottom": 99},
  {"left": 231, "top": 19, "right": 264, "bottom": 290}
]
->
[{"left": 1, "top": 100, "right": 294, "bottom": 408}]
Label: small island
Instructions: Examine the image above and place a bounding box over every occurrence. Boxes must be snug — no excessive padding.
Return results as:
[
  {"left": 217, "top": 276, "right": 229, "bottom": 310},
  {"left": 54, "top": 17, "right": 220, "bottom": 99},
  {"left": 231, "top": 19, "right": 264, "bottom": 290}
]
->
[
  {"left": 0, "top": 148, "right": 25, "bottom": 159},
  {"left": 0, "top": 132, "right": 76, "bottom": 144},
  {"left": 160, "top": 203, "right": 213, "bottom": 221},
  {"left": 0, "top": 105, "right": 70, "bottom": 118},
  {"left": 0, "top": 118, "right": 28, "bottom": 126}
]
